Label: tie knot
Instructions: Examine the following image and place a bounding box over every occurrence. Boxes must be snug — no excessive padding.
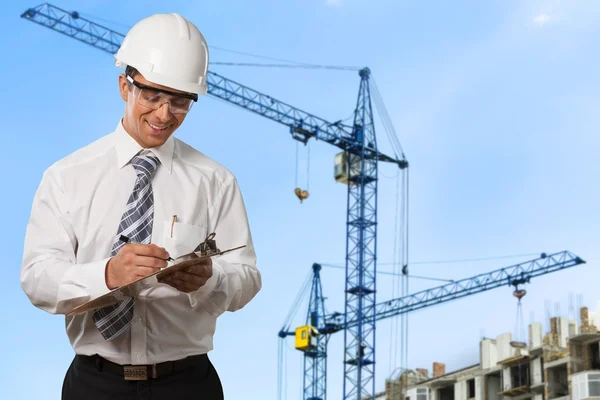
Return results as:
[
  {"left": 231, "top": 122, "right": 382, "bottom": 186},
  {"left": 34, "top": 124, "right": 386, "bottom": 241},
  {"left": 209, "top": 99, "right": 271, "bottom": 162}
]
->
[{"left": 131, "top": 154, "right": 159, "bottom": 178}]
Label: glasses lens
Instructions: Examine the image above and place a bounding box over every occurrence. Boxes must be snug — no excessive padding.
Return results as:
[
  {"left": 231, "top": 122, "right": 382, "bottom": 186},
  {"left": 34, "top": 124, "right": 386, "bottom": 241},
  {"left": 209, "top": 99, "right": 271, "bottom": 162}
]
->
[{"left": 133, "top": 86, "right": 193, "bottom": 114}]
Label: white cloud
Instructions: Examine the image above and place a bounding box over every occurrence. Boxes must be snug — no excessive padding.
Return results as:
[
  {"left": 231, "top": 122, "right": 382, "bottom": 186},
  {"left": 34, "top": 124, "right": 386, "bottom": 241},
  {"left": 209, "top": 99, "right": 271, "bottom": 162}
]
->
[
  {"left": 527, "top": 0, "right": 600, "bottom": 31},
  {"left": 326, "top": 0, "right": 343, "bottom": 6},
  {"left": 533, "top": 13, "right": 553, "bottom": 26}
]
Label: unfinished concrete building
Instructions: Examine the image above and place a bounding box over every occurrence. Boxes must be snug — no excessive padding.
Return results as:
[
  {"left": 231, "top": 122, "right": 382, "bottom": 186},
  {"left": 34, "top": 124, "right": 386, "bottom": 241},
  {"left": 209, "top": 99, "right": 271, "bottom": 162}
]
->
[{"left": 374, "top": 304, "right": 600, "bottom": 400}]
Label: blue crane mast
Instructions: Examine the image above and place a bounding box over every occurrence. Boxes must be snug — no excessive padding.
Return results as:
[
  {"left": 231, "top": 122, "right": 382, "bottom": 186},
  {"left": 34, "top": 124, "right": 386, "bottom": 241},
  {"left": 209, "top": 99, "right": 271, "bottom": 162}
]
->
[
  {"left": 281, "top": 250, "right": 586, "bottom": 400},
  {"left": 20, "top": 3, "right": 408, "bottom": 399}
]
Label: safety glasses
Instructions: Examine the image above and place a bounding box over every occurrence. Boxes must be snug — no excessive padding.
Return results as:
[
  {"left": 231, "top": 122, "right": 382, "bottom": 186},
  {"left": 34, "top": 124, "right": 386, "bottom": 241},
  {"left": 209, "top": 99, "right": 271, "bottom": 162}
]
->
[{"left": 127, "top": 75, "right": 198, "bottom": 114}]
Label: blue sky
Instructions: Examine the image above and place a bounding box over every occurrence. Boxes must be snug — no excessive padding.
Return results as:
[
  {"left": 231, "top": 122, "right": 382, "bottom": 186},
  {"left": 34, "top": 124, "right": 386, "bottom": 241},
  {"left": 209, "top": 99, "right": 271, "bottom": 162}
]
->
[{"left": 1, "top": 0, "right": 599, "bottom": 398}]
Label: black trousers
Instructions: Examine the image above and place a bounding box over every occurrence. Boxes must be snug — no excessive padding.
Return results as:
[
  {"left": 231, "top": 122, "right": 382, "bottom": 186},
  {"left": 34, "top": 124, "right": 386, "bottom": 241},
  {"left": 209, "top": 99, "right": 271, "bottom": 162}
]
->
[{"left": 62, "top": 354, "right": 224, "bottom": 400}]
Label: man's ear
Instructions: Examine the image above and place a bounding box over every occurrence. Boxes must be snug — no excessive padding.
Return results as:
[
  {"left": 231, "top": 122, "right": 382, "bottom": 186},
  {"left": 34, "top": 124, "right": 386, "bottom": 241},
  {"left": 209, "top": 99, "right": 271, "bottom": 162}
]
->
[{"left": 118, "top": 74, "right": 129, "bottom": 102}]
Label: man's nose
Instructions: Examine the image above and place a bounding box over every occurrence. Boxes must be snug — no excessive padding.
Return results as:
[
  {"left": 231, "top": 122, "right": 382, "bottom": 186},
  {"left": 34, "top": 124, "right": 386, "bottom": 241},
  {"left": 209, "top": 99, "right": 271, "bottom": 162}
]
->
[{"left": 155, "top": 102, "right": 171, "bottom": 121}]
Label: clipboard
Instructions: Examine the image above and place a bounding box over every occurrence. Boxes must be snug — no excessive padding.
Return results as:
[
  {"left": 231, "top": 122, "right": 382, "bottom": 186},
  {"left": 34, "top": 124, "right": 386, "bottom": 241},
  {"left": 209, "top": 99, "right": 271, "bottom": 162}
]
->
[{"left": 66, "top": 233, "right": 245, "bottom": 316}]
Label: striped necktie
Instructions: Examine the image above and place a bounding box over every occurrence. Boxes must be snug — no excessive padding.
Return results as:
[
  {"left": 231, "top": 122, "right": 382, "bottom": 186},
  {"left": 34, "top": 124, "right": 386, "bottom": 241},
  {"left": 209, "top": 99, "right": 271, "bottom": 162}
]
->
[{"left": 92, "top": 154, "right": 160, "bottom": 341}]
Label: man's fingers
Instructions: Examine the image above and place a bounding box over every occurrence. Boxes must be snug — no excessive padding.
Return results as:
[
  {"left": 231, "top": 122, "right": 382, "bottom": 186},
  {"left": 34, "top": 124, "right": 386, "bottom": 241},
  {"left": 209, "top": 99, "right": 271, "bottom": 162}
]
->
[
  {"left": 134, "top": 266, "right": 163, "bottom": 278},
  {"left": 158, "top": 275, "right": 190, "bottom": 291},
  {"left": 135, "top": 255, "right": 168, "bottom": 269},
  {"left": 183, "top": 263, "right": 211, "bottom": 276},
  {"left": 174, "top": 271, "right": 207, "bottom": 286},
  {"left": 159, "top": 271, "right": 207, "bottom": 288},
  {"left": 128, "top": 243, "right": 170, "bottom": 260},
  {"left": 180, "top": 258, "right": 211, "bottom": 269}
]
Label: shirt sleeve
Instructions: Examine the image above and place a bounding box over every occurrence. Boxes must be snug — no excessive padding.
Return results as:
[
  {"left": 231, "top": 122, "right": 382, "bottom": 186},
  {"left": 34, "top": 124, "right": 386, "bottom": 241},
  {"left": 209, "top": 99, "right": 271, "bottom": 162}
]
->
[
  {"left": 20, "top": 168, "right": 112, "bottom": 315},
  {"left": 187, "top": 176, "right": 261, "bottom": 316}
]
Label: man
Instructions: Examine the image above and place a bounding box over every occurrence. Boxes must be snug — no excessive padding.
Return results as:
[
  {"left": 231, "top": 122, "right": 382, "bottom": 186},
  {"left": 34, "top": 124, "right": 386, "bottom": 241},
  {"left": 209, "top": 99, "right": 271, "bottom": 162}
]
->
[{"left": 20, "top": 12, "right": 261, "bottom": 400}]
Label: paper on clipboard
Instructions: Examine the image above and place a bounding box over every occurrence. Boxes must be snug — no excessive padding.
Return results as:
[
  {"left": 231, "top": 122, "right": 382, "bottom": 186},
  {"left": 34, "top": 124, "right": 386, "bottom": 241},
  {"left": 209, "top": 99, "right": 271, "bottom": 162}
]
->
[{"left": 66, "top": 233, "right": 244, "bottom": 316}]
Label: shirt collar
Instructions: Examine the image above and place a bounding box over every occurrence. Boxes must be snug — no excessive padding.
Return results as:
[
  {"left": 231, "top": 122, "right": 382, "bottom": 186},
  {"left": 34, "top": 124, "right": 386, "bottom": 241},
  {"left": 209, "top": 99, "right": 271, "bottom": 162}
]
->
[{"left": 113, "top": 119, "right": 174, "bottom": 174}]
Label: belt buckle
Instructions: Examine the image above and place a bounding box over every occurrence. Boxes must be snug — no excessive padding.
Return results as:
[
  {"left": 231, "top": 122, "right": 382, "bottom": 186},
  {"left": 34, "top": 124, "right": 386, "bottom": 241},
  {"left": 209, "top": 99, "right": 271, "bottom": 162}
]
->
[{"left": 124, "top": 365, "right": 148, "bottom": 381}]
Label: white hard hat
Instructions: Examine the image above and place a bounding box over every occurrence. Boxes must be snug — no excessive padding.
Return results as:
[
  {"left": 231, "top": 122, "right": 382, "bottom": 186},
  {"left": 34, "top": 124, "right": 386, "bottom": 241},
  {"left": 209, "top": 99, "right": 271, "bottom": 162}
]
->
[{"left": 114, "top": 13, "right": 209, "bottom": 95}]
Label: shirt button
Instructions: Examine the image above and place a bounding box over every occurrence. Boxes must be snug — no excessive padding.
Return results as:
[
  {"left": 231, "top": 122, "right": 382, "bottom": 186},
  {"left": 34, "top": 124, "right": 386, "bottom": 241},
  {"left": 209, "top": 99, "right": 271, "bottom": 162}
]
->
[
  {"left": 137, "top": 354, "right": 142, "bottom": 359},
  {"left": 137, "top": 317, "right": 143, "bottom": 323}
]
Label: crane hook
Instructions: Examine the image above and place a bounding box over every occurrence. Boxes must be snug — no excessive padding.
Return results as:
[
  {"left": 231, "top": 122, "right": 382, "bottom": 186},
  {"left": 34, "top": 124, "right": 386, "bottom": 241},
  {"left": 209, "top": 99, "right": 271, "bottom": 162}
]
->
[
  {"left": 295, "top": 187, "right": 309, "bottom": 203},
  {"left": 513, "top": 288, "right": 527, "bottom": 301}
]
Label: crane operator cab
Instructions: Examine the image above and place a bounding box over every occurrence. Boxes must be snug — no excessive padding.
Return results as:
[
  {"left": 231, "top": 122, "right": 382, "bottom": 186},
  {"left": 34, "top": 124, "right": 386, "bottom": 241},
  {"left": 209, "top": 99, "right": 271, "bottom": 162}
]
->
[
  {"left": 334, "top": 151, "right": 361, "bottom": 185},
  {"left": 295, "top": 325, "right": 319, "bottom": 351}
]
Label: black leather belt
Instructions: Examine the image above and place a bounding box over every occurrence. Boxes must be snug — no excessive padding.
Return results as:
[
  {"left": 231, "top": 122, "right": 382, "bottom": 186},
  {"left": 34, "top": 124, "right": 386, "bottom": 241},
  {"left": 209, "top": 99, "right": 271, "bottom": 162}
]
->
[{"left": 78, "top": 353, "right": 207, "bottom": 381}]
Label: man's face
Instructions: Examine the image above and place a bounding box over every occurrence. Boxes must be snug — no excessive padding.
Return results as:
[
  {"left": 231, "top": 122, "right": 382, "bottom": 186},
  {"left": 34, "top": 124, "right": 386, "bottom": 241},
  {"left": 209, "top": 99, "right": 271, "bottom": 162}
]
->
[{"left": 119, "top": 72, "right": 191, "bottom": 148}]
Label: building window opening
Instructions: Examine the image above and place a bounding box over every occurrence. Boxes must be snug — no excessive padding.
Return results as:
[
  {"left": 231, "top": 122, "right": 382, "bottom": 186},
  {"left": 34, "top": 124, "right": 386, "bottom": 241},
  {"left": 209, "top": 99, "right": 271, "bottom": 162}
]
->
[
  {"left": 590, "top": 342, "right": 600, "bottom": 370},
  {"left": 438, "top": 386, "right": 454, "bottom": 400},
  {"left": 485, "top": 372, "right": 501, "bottom": 400},
  {"left": 548, "top": 365, "right": 569, "bottom": 399},
  {"left": 467, "top": 379, "right": 476, "bottom": 399},
  {"left": 510, "top": 363, "right": 530, "bottom": 389}
]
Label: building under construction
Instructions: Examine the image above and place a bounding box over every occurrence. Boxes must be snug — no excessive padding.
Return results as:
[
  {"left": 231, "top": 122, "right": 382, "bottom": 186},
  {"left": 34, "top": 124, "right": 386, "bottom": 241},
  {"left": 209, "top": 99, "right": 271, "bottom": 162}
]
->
[{"left": 375, "top": 304, "right": 600, "bottom": 400}]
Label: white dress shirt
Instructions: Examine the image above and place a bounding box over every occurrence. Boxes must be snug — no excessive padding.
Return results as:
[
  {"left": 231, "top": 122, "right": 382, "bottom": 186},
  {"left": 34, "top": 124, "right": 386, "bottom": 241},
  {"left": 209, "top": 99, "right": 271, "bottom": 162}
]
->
[{"left": 20, "top": 120, "right": 261, "bottom": 365}]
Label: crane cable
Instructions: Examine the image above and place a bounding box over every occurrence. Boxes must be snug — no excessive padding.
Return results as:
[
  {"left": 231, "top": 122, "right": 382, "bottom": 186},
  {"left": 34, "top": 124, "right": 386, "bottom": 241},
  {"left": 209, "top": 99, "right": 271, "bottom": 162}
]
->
[
  {"left": 282, "top": 270, "right": 313, "bottom": 333},
  {"left": 370, "top": 72, "right": 411, "bottom": 381},
  {"left": 294, "top": 141, "right": 310, "bottom": 203},
  {"left": 400, "top": 169, "right": 410, "bottom": 385},
  {"left": 390, "top": 171, "right": 400, "bottom": 374},
  {"left": 319, "top": 263, "right": 453, "bottom": 282},
  {"left": 277, "top": 337, "right": 285, "bottom": 400},
  {"left": 403, "top": 169, "right": 410, "bottom": 382},
  {"left": 370, "top": 75, "right": 406, "bottom": 160},
  {"left": 67, "top": 11, "right": 362, "bottom": 71},
  {"left": 367, "top": 69, "right": 410, "bottom": 378},
  {"left": 277, "top": 269, "right": 312, "bottom": 400},
  {"left": 513, "top": 288, "right": 527, "bottom": 345},
  {"left": 277, "top": 337, "right": 299, "bottom": 400},
  {"left": 210, "top": 61, "right": 360, "bottom": 71},
  {"left": 321, "top": 252, "right": 542, "bottom": 268},
  {"left": 389, "top": 167, "right": 410, "bottom": 379},
  {"left": 208, "top": 45, "right": 361, "bottom": 71}
]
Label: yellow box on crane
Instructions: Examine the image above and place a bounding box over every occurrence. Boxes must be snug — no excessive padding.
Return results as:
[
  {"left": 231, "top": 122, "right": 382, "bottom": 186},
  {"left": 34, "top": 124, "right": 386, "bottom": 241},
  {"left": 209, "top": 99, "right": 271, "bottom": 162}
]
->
[{"left": 295, "top": 325, "right": 319, "bottom": 351}]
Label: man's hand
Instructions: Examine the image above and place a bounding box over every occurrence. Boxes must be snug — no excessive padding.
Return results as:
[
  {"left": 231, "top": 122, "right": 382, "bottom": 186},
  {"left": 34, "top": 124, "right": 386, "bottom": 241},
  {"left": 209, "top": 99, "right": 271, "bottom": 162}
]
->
[
  {"left": 157, "top": 258, "right": 213, "bottom": 293},
  {"left": 105, "top": 244, "right": 170, "bottom": 289}
]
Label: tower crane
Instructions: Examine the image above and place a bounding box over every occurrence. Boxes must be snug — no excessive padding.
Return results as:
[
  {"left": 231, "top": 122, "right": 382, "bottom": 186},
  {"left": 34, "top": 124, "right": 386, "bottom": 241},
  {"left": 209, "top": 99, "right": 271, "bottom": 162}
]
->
[
  {"left": 20, "top": 3, "right": 407, "bottom": 399},
  {"left": 281, "top": 250, "right": 585, "bottom": 400}
]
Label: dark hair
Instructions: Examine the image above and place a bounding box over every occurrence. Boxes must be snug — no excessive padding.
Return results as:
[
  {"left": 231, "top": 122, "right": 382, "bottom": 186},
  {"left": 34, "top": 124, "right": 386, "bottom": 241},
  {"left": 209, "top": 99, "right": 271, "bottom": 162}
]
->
[{"left": 125, "top": 65, "right": 139, "bottom": 79}]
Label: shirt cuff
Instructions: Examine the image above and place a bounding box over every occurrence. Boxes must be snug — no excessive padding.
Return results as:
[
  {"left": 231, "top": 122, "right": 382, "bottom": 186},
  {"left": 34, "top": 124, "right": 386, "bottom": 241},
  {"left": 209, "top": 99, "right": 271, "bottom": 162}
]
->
[
  {"left": 81, "top": 257, "right": 112, "bottom": 301},
  {"left": 187, "top": 260, "right": 224, "bottom": 312}
]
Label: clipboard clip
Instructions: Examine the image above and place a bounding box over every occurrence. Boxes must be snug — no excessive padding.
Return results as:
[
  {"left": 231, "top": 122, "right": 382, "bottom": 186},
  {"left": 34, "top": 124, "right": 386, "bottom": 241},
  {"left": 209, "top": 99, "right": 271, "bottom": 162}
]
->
[
  {"left": 163, "top": 233, "right": 221, "bottom": 262},
  {"left": 195, "top": 232, "right": 220, "bottom": 256}
]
